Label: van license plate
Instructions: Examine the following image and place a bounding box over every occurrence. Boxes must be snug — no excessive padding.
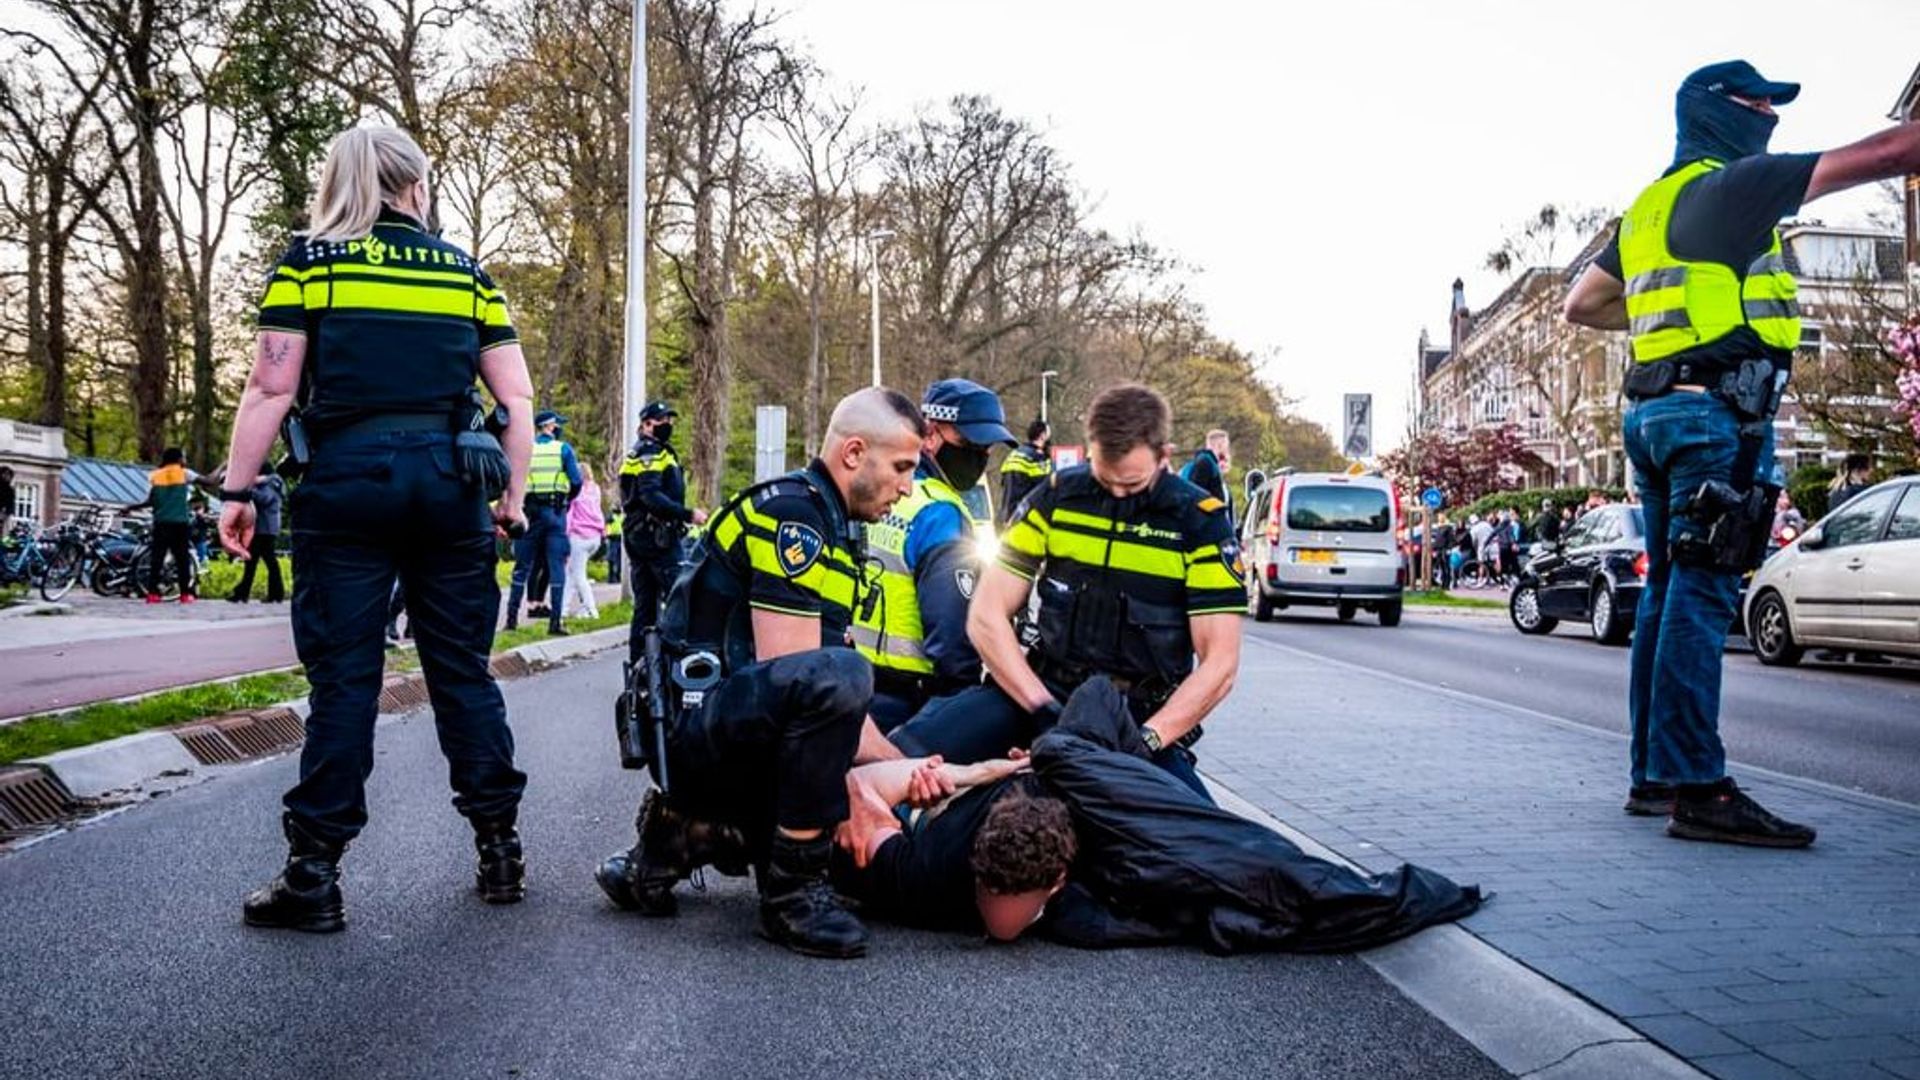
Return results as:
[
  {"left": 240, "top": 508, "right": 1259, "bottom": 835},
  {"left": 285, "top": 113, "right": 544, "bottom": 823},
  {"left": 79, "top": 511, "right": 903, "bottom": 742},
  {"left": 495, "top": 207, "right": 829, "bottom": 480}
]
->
[{"left": 1295, "top": 549, "right": 1337, "bottom": 565}]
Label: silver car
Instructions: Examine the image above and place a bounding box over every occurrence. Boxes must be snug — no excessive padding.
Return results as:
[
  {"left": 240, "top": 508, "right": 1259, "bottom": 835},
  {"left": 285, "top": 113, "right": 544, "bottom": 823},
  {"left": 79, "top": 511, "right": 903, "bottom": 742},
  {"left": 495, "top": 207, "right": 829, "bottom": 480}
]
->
[
  {"left": 1746, "top": 476, "right": 1920, "bottom": 665},
  {"left": 1240, "top": 471, "right": 1404, "bottom": 626}
]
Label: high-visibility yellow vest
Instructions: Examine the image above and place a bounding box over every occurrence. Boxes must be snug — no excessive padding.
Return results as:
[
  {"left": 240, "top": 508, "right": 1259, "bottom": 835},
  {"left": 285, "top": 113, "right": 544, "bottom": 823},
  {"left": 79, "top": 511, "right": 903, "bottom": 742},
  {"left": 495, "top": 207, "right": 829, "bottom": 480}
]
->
[
  {"left": 1619, "top": 159, "right": 1800, "bottom": 364},
  {"left": 850, "top": 474, "right": 971, "bottom": 675},
  {"left": 528, "top": 438, "right": 570, "bottom": 495}
]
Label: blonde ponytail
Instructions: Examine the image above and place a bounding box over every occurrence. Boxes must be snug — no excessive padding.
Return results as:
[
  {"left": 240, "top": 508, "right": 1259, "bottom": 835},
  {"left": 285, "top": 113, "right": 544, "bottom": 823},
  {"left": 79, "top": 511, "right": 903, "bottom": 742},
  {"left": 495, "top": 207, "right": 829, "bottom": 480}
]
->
[{"left": 305, "top": 126, "right": 432, "bottom": 243}]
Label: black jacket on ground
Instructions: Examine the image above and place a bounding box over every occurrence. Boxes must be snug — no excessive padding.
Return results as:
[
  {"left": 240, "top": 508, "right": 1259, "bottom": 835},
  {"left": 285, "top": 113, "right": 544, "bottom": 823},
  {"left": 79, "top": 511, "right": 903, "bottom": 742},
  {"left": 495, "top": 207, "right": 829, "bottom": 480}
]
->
[{"left": 1032, "top": 677, "right": 1483, "bottom": 955}]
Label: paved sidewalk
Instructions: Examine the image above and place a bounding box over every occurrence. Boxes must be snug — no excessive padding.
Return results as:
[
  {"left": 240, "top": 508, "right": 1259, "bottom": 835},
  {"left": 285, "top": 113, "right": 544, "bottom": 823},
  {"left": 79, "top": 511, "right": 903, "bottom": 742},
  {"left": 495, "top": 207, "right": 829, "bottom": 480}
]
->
[{"left": 1203, "top": 634, "right": 1920, "bottom": 1080}]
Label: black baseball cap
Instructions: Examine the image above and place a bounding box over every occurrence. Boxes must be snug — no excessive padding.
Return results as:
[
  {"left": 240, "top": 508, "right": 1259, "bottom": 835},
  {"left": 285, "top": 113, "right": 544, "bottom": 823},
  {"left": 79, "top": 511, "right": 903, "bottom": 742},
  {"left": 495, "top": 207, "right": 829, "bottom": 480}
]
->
[
  {"left": 1682, "top": 60, "right": 1799, "bottom": 106},
  {"left": 921, "top": 379, "right": 1016, "bottom": 447},
  {"left": 639, "top": 401, "right": 677, "bottom": 423}
]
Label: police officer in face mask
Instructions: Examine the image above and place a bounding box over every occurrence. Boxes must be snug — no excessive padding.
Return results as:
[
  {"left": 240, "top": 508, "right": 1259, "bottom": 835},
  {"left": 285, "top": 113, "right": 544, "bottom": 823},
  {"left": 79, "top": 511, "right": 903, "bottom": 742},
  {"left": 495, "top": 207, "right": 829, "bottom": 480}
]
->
[
  {"left": 1566, "top": 58, "right": 1920, "bottom": 847},
  {"left": 851, "top": 379, "right": 1017, "bottom": 731}
]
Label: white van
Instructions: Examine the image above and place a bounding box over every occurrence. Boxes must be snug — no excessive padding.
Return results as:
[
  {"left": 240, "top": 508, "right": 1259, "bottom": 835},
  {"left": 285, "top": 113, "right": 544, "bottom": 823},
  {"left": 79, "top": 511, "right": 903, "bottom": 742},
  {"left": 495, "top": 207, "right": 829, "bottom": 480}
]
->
[{"left": 1240, "top": 471, "right": 1404, "bottom": 626}]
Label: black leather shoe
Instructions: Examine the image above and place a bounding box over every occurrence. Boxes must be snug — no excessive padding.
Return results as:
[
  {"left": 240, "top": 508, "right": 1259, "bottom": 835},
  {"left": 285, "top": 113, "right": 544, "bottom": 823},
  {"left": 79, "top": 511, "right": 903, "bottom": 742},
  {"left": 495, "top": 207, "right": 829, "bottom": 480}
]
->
[
  {"left": 547, "top": 621, "right": 570, "bottom": 637},
  {"left": 757, "top": 834, "right": 868, "bottom": 959},
  {"left": 473, "top": 817, "right": 526, "bottom": 904},
  {"left": 1624, "top": 782, "right": 1676, "bottom": 817},
  {"left": 1668, "top": 778, "right": 1815, "bottom": 848},
  {"left": 243, "top": 818, "right": 346, "bottom": 933}
]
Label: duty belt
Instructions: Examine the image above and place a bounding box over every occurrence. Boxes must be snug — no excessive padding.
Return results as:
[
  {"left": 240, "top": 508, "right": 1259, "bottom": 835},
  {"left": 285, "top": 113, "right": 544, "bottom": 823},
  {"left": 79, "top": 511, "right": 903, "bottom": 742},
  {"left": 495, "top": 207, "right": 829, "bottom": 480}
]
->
[{"left": 314, "top": 412, "right": 452, "bottom": 446}]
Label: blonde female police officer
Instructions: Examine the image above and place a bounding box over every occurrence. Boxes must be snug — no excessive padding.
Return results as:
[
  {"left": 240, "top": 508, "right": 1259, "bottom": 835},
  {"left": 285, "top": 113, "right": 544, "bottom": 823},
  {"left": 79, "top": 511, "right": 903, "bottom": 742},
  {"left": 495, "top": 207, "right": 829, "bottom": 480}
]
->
[{"left": 219, "top": 126, "right": 536, "bottom": 932}]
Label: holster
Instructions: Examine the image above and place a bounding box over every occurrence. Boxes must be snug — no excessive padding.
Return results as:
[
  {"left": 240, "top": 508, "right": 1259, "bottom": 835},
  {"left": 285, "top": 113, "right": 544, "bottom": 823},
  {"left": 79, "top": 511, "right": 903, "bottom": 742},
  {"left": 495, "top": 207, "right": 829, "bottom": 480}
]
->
[
  {"left": 452, "top": 389, "right": 511, "bottom": 502},
  {"left": 277, "top": 411, "right": 312, "bottom": 481},
  {"left": 615, "top": 627, "right": 676, "bottom": 790},
  {"left": 1672, "top": 359, "right": 1788, "bottom": 575}
]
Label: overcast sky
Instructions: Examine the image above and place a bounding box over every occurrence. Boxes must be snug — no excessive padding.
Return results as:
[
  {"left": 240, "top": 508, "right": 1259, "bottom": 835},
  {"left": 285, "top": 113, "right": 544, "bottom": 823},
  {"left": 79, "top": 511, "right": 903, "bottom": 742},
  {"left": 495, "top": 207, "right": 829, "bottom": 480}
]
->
[{"left": 777, "top": 0, "right": 1920, "bottom": 452}]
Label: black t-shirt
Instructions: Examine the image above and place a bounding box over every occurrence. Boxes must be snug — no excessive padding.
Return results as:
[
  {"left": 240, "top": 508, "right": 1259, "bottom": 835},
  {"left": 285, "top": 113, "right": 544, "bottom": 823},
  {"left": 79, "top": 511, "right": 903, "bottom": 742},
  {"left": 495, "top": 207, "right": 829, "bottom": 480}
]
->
[
  {"left": 832, "top": 774, "right": 1040, "bottom": 932},
  {"left": 1597, "top": 153, "right": 1820, "bottom": 370}
]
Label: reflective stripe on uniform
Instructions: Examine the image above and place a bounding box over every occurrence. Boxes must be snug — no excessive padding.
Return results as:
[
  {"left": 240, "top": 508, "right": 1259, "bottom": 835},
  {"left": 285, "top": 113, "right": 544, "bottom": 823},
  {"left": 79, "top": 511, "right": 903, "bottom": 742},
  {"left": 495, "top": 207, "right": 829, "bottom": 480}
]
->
[
  {"left": 850, "top": 474, "right": 970, "bottom": 674},
  {"left": 527, "top": 440, "right": 569, "bottom": 495}
]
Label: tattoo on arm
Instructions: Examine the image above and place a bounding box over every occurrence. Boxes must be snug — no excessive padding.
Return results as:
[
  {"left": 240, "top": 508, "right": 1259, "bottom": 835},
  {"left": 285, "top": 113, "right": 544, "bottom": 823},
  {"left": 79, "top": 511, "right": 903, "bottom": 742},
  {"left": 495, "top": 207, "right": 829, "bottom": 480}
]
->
[{"left": 264, "top": 336, "right": 296, "bottom": 369}]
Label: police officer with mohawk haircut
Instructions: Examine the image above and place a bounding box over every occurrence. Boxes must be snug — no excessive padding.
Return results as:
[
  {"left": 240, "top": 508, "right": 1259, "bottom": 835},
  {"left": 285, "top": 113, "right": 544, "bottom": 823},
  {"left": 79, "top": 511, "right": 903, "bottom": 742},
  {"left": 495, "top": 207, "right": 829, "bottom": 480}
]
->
[{"left": 597, "top": 387, "right": 925, "bottom": 958}]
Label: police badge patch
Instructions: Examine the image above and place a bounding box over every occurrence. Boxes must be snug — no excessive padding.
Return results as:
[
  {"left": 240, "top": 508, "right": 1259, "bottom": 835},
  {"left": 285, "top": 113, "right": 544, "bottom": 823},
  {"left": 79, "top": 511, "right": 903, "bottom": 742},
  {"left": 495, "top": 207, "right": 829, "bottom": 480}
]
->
[
  {"left": 955, "top": 567, "right": 977, "bottom": 598},
  {"left": 1220, "top": 540, "right": 1247, "bottom": 583},
  {"left": 776, "top": 522, "right": 825, "bottom": 576}
]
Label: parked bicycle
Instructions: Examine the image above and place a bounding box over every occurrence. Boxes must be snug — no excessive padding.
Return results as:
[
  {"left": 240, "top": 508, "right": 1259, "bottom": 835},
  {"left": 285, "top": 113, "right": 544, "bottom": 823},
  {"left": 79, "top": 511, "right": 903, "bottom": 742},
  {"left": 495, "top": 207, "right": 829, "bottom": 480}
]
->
[{"left": 0, "top": 521, "right": 83, "bottom": 601}]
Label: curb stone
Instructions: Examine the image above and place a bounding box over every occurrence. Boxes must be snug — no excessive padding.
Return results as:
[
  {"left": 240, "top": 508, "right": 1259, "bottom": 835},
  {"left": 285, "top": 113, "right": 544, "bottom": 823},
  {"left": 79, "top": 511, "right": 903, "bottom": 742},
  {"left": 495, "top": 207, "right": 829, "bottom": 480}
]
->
[
  {"left": 1204, "top": 776, "right": 1706, "bottom": 1080},
  {"left": 6, "top": 624, "right": 630, "bottom": 839}
]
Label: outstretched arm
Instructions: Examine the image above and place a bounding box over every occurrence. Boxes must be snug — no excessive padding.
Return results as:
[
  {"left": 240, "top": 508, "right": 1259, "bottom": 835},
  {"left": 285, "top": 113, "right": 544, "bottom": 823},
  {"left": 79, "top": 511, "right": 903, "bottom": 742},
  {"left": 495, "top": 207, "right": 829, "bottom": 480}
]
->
[{"left": 1806, "top": 122, "right": 1920, "bottom": 204}]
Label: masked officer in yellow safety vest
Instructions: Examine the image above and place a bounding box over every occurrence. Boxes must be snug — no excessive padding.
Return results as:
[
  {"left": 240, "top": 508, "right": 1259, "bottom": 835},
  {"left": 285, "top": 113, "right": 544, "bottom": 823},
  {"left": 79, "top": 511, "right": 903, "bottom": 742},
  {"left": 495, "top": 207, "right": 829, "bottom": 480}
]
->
[
  {"left": 851, "top": 379, "right": 1017, "bottom": 731},
  {"left": 1566, "top": 58, "right": 1920, "bottom": 849}
]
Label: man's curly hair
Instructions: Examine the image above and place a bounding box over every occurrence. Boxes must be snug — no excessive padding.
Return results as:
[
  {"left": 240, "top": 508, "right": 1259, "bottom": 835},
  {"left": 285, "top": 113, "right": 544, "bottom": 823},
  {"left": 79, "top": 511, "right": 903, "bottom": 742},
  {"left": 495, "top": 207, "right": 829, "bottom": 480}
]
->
[{"left": 970, "top": 792, "right": 1077, "bottom": 895}]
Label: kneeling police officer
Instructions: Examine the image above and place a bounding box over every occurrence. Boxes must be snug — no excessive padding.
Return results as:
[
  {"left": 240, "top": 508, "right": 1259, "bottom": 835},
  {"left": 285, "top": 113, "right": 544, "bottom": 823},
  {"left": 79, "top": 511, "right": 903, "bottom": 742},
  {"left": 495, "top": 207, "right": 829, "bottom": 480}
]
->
[{"left": 597, "top": 388, "right": 923, "bottom": 958}]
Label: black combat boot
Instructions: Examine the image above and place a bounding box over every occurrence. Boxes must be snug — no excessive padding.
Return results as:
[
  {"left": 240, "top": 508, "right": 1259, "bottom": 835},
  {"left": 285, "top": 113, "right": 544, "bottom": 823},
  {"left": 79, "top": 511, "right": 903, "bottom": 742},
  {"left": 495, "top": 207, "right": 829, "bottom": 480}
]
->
[
  {"left": 473, "top": 817, "right": 526, "bottom": 904},
  {"left": 504, "top": 583, "right": 524, "bottom": 630},
  {"left": 595, "top": 790, "right": 748, "bottom": 915},
  {"left": 757, "top": 832, "right": 868, "bottom": 959},
  {"left": 547, "top": 614, "right": 569, "bottom": 637},
  {"left": 243, "top": 817, "right": 346, "bottom": 933}
]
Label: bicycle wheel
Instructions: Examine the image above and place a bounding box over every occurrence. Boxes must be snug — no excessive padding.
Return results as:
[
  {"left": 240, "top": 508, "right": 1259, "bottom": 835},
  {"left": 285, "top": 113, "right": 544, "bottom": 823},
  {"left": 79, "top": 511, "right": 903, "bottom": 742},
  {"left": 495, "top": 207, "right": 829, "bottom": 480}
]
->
[{"left": 39, "top": 543, "right": 80, "bottom": 602}]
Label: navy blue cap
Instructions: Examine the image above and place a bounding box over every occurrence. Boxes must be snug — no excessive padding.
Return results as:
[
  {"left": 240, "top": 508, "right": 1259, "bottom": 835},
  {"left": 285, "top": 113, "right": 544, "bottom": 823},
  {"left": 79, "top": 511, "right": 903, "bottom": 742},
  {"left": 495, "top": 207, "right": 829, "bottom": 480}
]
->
[
  {"left": 1682, "top": 60, "right": 1799, "bottom": 106},
  {"left": 639, "top": 400, "right": 677, "bottom": 423},
  {"left": 534, "top": 409, "right": 566, "bottom": 427},
  {"left": 921, "top": 378, "right": 1016, "bottom": 447}
]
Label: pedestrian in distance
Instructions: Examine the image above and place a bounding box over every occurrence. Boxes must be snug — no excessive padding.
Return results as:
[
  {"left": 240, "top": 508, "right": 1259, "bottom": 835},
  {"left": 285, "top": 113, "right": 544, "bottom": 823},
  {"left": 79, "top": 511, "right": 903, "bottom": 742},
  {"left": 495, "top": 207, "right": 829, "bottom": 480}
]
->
[
  {"left": 219, "top": 124, "right": 536, "bottom": 931},
  {"left": 1828, "top": 452, "right": 1872, "bottom": 510},
  {"left": 1565, "top": 58, "right": 1920, "bottom": 846},
  {"left": 1532, "top": 498, "right": 1562, "bottom": 547},
  {"left": 1181, "top": 428, "right": 1235, "bottom": 527},
  {"left": 0, "top": 466, "right": 16, "bottom": 538},
  {"left": 127, "top": 447, "right": 207, "bottom": 604},
  {"left": 228, "top": 473, "right": 286, "bottom": 603},
  {"left": 563, "top": 462, "right": 606, "bottom": 621},
  {"left": 506, "top": 409, "right": 580, "bottom": 636}
]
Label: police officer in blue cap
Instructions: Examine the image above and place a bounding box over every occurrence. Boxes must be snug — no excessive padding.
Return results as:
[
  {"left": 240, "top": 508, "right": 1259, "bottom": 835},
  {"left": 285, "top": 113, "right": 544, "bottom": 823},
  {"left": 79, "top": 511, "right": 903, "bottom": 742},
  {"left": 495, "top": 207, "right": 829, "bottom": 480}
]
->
[
  {"left": 1567, "top": 58, "right": 1920, "bottom": 847},
  {"left": 507, "top": 408, "right": 582, "bottom": 635},
  {"left": 850, "top": 379, "right": 1016, "bottom": 731}
]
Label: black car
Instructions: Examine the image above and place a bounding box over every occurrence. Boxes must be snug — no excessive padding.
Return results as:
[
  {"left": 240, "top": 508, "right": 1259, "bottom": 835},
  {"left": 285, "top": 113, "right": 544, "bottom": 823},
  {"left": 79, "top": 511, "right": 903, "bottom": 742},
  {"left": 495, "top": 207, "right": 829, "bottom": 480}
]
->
[{"left": 1508, "top": 504, "right": 1646, "bottom": 645}]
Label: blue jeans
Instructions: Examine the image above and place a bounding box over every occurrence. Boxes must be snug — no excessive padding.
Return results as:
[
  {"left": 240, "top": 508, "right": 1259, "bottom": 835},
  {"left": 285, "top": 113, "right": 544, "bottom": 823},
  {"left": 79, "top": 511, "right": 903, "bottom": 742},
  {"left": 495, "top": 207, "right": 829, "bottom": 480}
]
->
[
  {"left": 511, "top": 501, "right": 569, "bottom": 613},
  {"left": 1621, "top": 391, "right": 1771, "bottom": 786}
]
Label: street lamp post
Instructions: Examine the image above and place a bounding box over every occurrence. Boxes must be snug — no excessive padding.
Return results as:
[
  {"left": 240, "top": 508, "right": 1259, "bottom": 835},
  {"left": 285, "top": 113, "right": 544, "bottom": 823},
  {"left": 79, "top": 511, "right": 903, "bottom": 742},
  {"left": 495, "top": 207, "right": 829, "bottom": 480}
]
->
[
  {"left": 867, "top": 228, "right": 894, "bottom": 387},
  {"left": 1039, "top": 369, "right": 1059, "bottom": 423}
]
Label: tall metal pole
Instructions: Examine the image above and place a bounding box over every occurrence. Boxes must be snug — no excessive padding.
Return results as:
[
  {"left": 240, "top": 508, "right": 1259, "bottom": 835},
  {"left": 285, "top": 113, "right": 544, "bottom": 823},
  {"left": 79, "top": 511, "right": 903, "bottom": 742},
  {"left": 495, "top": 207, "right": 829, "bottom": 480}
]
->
[
  {"left": 620, "top": 0, "right": 648, "bottom": 444},
  {"left": 868, "top": 254, "right": 881, "bottom": 388},
  {"left": 617, "top": 0, "right": 647, "bottom": 603},
  {"left": 1040, "top": 369, "right": 1058, "bottom": 423}
]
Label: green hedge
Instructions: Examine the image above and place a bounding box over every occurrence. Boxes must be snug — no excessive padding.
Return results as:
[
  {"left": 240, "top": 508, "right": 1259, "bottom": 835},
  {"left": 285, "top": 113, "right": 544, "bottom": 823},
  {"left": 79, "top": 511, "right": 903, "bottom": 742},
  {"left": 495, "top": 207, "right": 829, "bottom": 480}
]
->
[
  {"left": 1786, "top": 465, "right": 1835, "bottom": 522},
  {"left": 199, "top": 555, "right": 293, "bottom": 599},
  {"left": 1460, "top": 486, "right": 1628, "bottom": 520}
]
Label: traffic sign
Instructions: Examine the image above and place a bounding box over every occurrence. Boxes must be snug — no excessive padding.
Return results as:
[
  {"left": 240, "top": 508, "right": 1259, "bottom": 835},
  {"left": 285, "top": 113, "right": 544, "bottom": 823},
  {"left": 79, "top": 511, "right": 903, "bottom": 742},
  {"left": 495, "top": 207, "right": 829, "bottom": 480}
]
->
[{"left": 1422, "top": 487, "right": 1444, "bottom": 510}]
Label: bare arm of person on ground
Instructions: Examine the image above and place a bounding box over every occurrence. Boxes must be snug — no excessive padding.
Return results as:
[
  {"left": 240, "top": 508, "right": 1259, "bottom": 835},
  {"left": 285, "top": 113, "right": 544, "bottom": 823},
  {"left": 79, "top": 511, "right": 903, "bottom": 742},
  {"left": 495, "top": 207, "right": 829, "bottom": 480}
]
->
[
  {"left": 1565, "top": 118, "right": 1920, "bottom": 331},
  {"left": 1141, "top": 612, "right": 1241, "bottom": 747},
  {"left": 217, "top": 331, "right": 306, "bottom": 557},
  {"left": 838, "top": 755, "right": 1032, "bottom": 868}
]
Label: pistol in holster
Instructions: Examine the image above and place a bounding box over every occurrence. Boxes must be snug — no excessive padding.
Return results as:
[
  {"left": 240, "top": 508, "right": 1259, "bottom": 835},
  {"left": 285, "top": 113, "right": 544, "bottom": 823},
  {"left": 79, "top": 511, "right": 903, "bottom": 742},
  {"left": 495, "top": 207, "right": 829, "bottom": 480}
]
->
[{"left": 277, "top": 410, "right": 312, "bottom": 481}]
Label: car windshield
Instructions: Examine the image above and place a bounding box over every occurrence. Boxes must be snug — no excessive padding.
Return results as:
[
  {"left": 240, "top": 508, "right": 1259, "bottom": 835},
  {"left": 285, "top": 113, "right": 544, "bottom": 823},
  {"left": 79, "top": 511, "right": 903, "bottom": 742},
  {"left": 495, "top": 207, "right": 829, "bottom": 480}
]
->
[{"left": 1287, "top": 485, "right": 1389, "bottom": 532}]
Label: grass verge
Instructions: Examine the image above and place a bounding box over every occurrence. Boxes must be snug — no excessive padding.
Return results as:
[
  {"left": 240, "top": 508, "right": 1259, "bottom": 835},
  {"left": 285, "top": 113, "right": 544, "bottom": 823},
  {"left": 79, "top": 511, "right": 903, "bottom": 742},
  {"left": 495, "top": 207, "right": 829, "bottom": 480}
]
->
[
  {"left": 1, "top": 602, "right": 630, "bottom": 764},
  {"left": 1403, "top": 589, "right": 1505, "bottom": 611}
]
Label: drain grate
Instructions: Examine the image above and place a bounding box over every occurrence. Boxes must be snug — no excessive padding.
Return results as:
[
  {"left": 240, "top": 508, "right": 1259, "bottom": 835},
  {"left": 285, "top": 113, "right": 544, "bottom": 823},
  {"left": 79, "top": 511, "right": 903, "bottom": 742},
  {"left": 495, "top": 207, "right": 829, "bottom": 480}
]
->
[
  {"left": 250, "top": 707, "right": 306, "bottom": 748},
  {"left": 0, "top": 766, "right": 77, "bottom": 838},
  {"left": 377, "top": 674, "right": 431, "bottom": 714},
  {"left": 210, "top": 715, "right": 284, "bottom": 758},
  {"left": 173, "top": 723, "right": 245, "bottom": 765},
  {"left": 488, "top": 654, "right": 533, "bottom": 681}
]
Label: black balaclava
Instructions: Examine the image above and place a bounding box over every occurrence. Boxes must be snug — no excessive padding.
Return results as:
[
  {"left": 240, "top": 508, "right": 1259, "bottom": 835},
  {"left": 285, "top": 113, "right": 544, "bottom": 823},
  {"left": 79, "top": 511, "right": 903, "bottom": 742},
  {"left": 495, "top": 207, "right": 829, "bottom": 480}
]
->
[
  {"left": 934, "top": 440, "right": 990, "bottom": 492},
  {"left": 1673, "top": 84, "right": 1777, "bottom": 168}
]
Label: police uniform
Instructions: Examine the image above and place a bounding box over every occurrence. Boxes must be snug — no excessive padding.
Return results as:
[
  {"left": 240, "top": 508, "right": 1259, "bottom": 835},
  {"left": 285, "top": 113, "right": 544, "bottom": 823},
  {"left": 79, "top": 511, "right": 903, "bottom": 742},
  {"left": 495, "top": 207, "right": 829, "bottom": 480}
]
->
[
  {"left": 245, "top": 205, "right": 528, "bottom": 925},
  {"left": 897, "top": 464, "right": 1246, "bottom": 795},
  {"left": 604, "top": 510, "right": 624, "bottom": 584},
  {"left": 998, "top": 442, "right": 1051, "bottom": 527},
  {"left": 598, "top": 458, "right": 875, "bottom": 957},
  {"left": 619, "top": 402, "right": 693, "bottom": 658},
  {"left": 852, "top": 379, "right": 1017, "bottom": 731},
  {"left": 508, "top": 414, "right": 581, "bottom": 633}
]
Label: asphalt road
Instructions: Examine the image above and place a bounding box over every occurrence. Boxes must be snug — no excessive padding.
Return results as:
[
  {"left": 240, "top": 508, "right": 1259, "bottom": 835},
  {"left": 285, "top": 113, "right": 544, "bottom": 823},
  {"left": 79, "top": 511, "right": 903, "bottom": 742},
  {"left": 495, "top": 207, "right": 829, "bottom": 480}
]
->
[
  {"left": 0, "top": 619, "right": 297, "bottom": 720},
  {"left": 1248, "top": 607, "right": 1920, "bottom": 804},
  {"left": 0, "top": 650, "right": 1505, "bottom": 1080}
]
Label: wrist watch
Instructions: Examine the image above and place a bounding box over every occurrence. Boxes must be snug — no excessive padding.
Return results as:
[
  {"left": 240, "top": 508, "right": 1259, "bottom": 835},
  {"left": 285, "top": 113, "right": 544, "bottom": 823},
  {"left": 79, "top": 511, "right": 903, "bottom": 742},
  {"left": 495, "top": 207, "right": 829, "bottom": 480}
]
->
[
  {"left": 218, "top": 488, "right": 253, "bottom": 504},
  {"left": 1141, "top": 726, "right": 1165, "bottom": 753}
]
